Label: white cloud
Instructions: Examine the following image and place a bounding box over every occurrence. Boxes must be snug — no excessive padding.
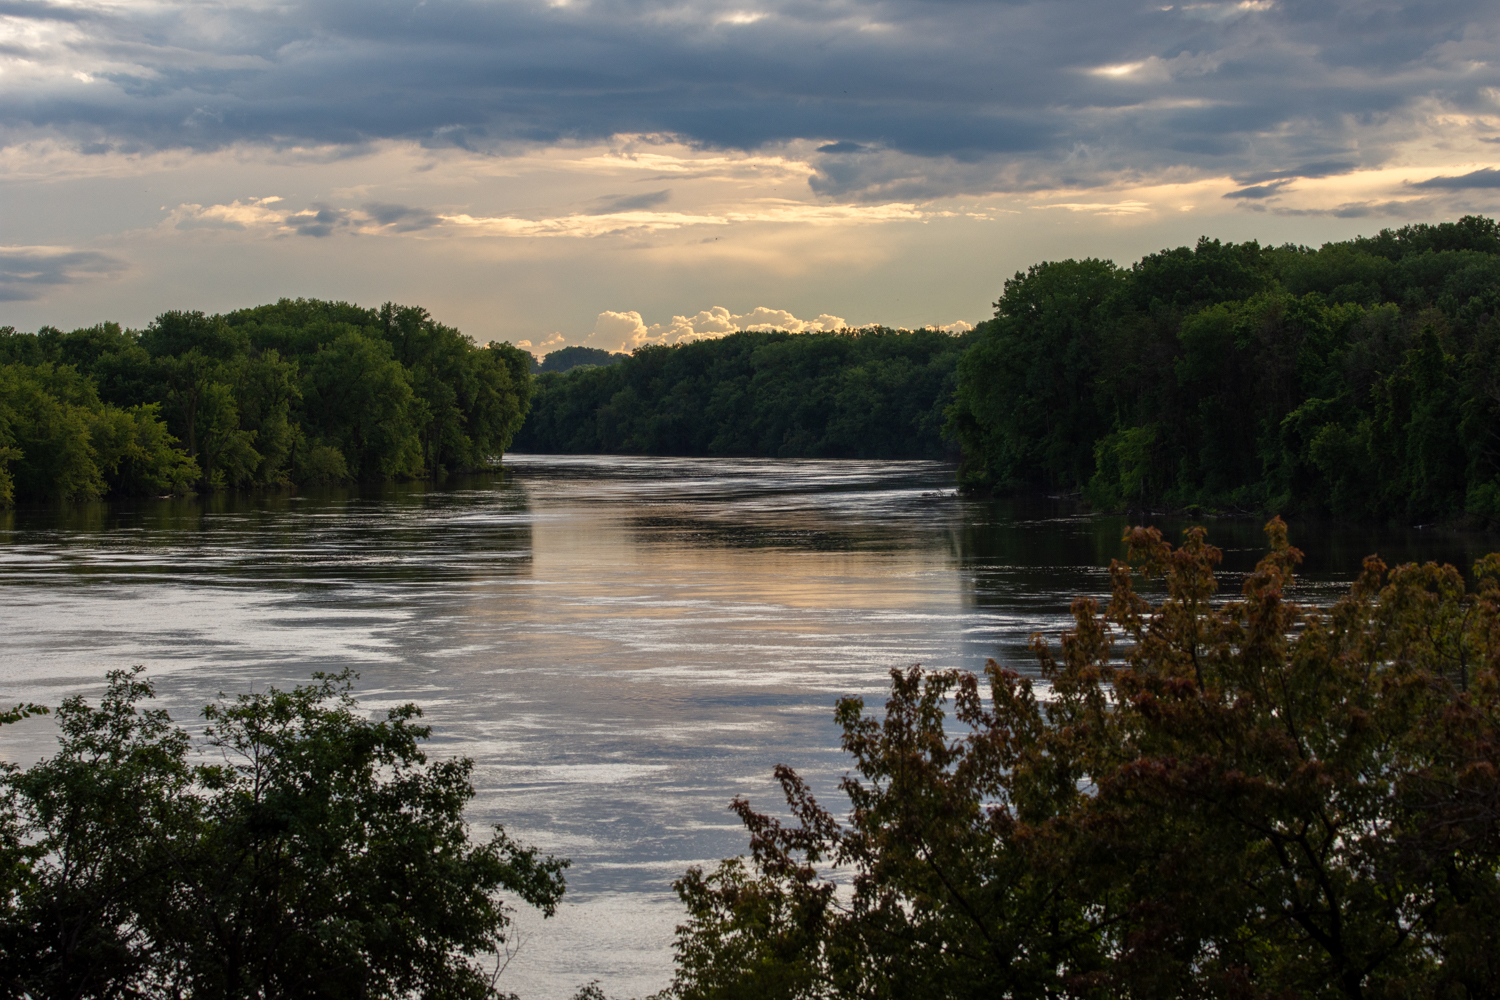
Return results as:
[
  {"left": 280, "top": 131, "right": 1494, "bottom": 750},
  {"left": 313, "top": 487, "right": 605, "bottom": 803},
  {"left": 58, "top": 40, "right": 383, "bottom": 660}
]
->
[
  {"left": 1090, "top": 62, "right": 1145, "bottom": 77},
  {"left": 592, "top": 306, "right": 851, "bottom": 352},
  {"left": 1038, "top": 200, "right": 1154, "bottom": 216},
  {"left": 167, "top": 196, "right": 286, "bottom": 231},
  {"left": 444, "top": 202, "right": 922, "bottom": 238},
  {"left": 516, "top": 331, "right": 567, "bottom": 353}
]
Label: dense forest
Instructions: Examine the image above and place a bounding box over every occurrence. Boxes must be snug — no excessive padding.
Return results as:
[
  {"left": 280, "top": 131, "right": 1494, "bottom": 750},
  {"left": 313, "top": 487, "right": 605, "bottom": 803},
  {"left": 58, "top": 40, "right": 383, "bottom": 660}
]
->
[
  {"left": 0, "top": 300, "right": 533, "bottom": 505},
  {"left": 514, "top": 327, "right": 974, "bottom": 459},
  {"left": 947, "top": 215, "right": 1500, "bottom": 523}
]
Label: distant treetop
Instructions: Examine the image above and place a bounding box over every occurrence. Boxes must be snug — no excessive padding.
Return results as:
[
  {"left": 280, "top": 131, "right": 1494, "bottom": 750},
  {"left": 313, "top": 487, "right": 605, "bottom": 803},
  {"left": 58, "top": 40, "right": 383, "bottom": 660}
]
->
[{"left": 535, "top": 345, "right": 628, "bottom": 374}]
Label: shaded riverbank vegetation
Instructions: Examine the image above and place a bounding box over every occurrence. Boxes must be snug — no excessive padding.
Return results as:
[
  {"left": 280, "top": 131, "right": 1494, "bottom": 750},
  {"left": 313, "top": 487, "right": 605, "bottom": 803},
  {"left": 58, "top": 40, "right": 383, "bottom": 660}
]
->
[
  {"left": 514, "top": 327, "right": 974, "bottom": 459},
  {"left": 0, "top": 300, "right": 533, "bottom": 505},
  {"left": 947, "top": 216, "right": 1500, "bottom": 524}
]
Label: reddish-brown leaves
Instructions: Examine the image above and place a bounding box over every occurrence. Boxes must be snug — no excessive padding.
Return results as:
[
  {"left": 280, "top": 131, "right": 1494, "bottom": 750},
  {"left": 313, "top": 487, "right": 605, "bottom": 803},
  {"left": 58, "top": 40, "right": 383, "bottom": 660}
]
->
[{"left": 669, "top": 522, "right": 1500, "bottom": 1000}]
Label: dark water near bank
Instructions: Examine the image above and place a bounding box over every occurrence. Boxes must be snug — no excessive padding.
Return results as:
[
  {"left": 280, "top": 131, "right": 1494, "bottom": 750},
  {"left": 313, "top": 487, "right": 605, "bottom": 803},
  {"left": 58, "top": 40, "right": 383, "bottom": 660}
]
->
[{"left": 1, "top": 456, "right": 1495, "bottom": 997}]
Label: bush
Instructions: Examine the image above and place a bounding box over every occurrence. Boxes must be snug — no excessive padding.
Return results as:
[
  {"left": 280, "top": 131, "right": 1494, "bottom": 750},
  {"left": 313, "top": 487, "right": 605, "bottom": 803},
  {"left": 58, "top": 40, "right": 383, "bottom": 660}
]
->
[
  {"left": 667, "top": 520, "right": 1500, "bottom": 999},
  {"left": 0, "top": 670, "right": 567, "bottom": 999}
]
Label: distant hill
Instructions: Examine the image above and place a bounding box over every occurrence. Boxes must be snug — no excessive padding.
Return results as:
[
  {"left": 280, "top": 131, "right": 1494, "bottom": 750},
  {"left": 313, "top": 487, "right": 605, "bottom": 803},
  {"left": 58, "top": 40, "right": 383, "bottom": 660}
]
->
[{"left": 535, "top": 345, "right": 629, "bottom": 374}]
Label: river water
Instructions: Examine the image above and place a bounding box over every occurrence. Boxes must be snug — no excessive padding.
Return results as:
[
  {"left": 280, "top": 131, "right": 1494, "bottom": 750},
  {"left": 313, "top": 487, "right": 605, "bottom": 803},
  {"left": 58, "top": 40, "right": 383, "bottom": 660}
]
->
[{"left": 1, "top": 455, "right": 1495, "bottom": 998}]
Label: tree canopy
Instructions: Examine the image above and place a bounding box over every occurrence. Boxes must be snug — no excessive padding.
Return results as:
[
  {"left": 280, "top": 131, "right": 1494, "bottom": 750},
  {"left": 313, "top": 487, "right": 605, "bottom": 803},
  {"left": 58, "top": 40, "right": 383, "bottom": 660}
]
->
[
  {"left": 535, "top": 346, "right": 628, "bottom": 374},
  {"left": 665, "top": 521, "right": 1500, "bottom": 999},
  {"left": 514, "top": 327, "right": 973, "bottom": 460},
  {"left": 0, "top": 300, "right": 534, "bottom": 504},
  {"left": 946, "top": 216, "right": 1500, "bottom": 524},
  {"left": 0, "top": 669, "right": 567, "bottom": 1000}
]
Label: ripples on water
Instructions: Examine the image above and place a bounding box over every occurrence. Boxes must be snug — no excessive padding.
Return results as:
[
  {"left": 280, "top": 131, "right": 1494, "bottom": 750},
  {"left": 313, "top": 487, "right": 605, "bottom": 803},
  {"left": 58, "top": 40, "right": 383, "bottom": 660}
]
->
[{"left": 1, "top": 455, "right": 1495, "bottom": 998}]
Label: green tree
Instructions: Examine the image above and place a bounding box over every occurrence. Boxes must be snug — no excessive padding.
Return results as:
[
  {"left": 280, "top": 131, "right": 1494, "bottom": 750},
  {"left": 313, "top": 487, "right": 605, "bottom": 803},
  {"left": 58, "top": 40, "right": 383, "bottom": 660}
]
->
[
  {"left": 226, "top": 349, "right": 301, "bottom": 485},
  {"left": 302, "top": 331, "right": 424, "bottom": 480},
  {"left": 945, "top": 259, "right": 1121, "bottom": 491},
  {"left": 89, "top": 403, "right": 200, "bottom": 496},
  {"left": 0, "top": 670, "right": 568, "bottom": 1000},
  {"left": 196, "top": 381, "right": 261, "bottom": 489},
  {"left": 515, "top": 328, "right": 971, "bottom": 460}
]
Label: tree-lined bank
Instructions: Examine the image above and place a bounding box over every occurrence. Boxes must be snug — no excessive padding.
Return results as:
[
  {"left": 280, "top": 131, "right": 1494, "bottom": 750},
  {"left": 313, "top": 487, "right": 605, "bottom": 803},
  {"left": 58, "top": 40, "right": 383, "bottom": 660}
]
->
[
  {"left": 0, "top": 300, "right": 532, "bottom": 504},
  {"left": 515, "top": 327, "right": 974, "bottom": 460},
  {"left": 948, "top": 215, "right": 1500, "bottom": 523},
  {"left": 7, "top": 215, "right": 1500, "bottom": 525}
]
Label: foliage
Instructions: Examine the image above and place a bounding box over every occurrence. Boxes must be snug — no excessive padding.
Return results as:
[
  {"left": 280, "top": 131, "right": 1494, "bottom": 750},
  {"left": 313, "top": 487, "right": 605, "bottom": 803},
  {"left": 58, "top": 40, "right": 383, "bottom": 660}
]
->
[
  {"left": 514, "top": 328, "right": 974, "bottom": 460},
  {"left": 0, "top": 670, "right": 567, "bottom": 999},
  {"left": 947, "top": 216, "right": 1500, "bottom": 523},
  {"left": 665, "top": 520, "right": 1500, "bottom": 999},
  {"left": 535, "top": 346, "right": 628, "bottom": 374},
  {"left": 0, "top": 300, "right": 534, "bottom": 504},
  {"left": 0, "top": 360, "right": 197, "bottom": 504}
]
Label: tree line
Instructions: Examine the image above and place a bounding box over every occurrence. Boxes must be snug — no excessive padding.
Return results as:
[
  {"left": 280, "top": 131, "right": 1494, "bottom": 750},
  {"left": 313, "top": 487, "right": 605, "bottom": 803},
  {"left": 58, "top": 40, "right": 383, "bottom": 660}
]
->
[
  {"left": 5, "top": 525, "right": 1499, "bottom": 997},
  {"left": 8, "top": 215, "right": 1500, "bottom": 524},
  {"left": 0, "top": 300, "right": 533, "bottom": 505},
  {"left": 947, "top": 215, "right": 1500, "bottom": 523},
  {"left": 514, "top": 328, "right": 974, "bottom": 460}
]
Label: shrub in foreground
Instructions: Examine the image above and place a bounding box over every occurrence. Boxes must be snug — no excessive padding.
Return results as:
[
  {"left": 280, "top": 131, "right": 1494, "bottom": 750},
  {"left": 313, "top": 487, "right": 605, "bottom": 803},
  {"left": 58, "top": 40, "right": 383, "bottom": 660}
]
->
[
  {"left": 0, "top": 670, "right": 566, "bottom": 999},
  {"left": 668, "top": 520, "right": 1500, "bottom": 999}
]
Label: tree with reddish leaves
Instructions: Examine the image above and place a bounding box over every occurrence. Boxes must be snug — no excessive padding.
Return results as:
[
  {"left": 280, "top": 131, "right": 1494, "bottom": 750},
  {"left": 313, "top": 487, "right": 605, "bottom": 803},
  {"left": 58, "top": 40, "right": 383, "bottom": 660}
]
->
[{"left": 667, "top": 520, "right": 1500, "bottom": 999}]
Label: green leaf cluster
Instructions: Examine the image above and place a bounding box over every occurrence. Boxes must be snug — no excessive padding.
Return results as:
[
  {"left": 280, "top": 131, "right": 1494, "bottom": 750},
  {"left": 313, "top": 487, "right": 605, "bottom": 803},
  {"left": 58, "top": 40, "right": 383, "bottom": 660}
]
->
[
  {"left": 513, "top": 328, "right": 974, "bottom": 459},
  {"left": 666, "top": 522, "right": 1500, "bottom": 999},
  {"left": 0, "top": 300, "right": 534, "bottom": 504},
  {"left": 946, "top": 215, "right": 1500, "bottom": 523},
  {"left": 0, "top": 669, "right": 566, "bottom": 999},
  {"left": 0, "top": 352, "right": 198, "bottom": 504}
]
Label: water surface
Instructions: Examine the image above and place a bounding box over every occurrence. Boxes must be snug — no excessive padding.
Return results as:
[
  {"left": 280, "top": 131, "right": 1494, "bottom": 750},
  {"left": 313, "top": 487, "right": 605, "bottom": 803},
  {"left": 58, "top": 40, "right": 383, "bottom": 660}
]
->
[{"left": 1, "top": 456, "right": 1494, "bottom": 997}]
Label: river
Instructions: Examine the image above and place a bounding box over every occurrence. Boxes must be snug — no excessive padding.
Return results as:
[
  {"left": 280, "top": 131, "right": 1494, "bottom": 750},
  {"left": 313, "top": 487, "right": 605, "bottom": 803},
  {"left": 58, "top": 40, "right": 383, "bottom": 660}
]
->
[{"left": 1, "top": 455, "right": 1494, "bottom": 998}]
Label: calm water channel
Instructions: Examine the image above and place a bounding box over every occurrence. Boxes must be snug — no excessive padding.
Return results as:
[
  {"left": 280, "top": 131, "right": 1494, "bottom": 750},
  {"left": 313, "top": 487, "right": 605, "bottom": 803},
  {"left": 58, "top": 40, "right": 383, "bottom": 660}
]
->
[{"left": 2, "top": 455, "right": 1497, "bottom": 997}]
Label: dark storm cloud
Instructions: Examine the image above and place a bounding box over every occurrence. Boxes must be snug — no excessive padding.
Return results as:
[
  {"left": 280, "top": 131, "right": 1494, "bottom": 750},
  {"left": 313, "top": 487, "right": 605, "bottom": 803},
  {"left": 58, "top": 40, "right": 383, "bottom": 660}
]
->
[
  {"left": 4, "top": 0, "right": 1498, "bottom": 198},
  {"left": 1224, "top": 181, "right": 1292, "bottom": 200},
  {"left": 1410, "top": 168, "right": 1500, "bottom": 190},
  {"left": 1234, "top": 161, "right": 1359, "bottom": 185},
  {"left": 363, "top": 203, "right": 444, "bottom": 231},
  {"left": 0, "top": 248, "right": 127, "bottom": 302}
]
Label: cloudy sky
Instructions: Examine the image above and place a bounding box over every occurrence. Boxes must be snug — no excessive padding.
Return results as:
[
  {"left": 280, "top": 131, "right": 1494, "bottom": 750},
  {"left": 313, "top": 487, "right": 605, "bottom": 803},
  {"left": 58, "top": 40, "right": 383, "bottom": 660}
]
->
[{"left": 3, "top": 0, "right": 1499, "bottom": 352}]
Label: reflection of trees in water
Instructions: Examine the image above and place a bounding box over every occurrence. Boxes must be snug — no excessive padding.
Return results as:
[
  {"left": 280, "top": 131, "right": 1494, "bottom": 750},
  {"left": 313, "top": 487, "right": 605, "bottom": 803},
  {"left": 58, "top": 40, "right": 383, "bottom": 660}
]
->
[
  {"left": 944, "top": 499, "right": 1500, "bottom": 672},
  {"left": 622, "top": 509, "right": 963, "bottom": 553},
  {"left": 953, "top": 497, "right": 1498, "bottom": 582},
  {"left": 0, "top": 471, "right": 535, "bottom": 589}
]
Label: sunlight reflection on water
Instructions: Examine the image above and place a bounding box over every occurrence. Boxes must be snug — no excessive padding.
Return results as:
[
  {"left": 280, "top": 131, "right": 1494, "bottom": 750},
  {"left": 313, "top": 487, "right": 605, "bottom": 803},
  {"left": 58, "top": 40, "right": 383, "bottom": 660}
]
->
[{"left": 1, "top": 455, "right": 1494, "bottom": 998}]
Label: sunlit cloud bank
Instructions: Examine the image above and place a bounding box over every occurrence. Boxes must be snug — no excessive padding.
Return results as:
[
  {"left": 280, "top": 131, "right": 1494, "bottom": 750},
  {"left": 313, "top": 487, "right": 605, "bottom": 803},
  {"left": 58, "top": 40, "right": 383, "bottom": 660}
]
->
[
  {"left": 519, "top": 306, "right": 973, "bottom": 356},
  {"left": 591, "top": 306, "right": 851, "bottom": 352}
]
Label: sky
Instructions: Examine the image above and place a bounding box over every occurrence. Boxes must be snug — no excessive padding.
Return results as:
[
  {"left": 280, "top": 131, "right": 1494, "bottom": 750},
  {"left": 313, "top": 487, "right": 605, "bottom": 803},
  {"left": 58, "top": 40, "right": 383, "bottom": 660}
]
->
[{"left": 3, "top": 0, "right": 1500, "bottom": 354}]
